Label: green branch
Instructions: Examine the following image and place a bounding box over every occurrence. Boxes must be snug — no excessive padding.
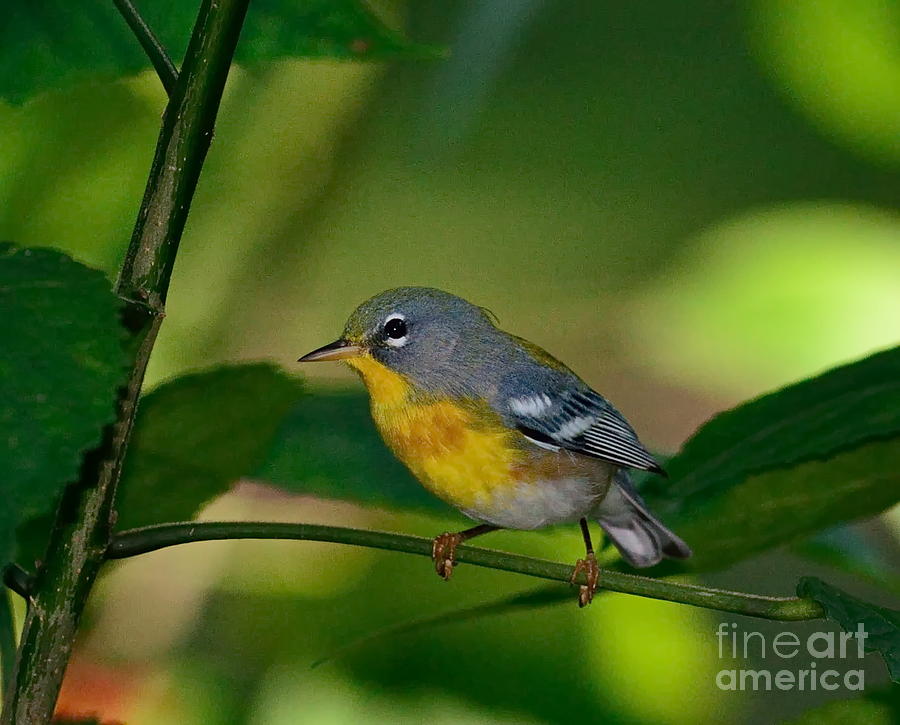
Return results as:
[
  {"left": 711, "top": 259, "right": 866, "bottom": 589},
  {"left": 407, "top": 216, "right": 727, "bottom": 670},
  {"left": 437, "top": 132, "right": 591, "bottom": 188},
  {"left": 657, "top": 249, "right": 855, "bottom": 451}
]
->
[
  {"left": 1, "top": 2, "right": 250, "bottom": 722},
  {"left": 108, "top": 522, "right": 826, "bottom": 621},
  {"left": 113, "top": 0, "right": 179, "bottom": 95},
  {"left": 118, "top": 0, "right": 249, "bottom": 308}
]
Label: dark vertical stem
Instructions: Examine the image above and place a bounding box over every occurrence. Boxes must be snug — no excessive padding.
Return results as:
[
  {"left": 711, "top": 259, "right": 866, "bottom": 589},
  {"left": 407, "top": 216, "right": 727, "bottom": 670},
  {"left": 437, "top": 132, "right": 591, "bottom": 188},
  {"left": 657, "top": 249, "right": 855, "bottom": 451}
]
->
[{"left": 1, "top": 1, "right": 250, "bottom": 721}]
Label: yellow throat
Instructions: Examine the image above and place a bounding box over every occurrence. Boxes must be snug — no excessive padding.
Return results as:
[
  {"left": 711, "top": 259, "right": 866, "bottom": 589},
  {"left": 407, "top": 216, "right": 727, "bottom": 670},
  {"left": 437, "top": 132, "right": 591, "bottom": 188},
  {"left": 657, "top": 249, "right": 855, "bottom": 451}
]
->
[{"left": 345, "top": 354, "right": 525, "bottom": 510}]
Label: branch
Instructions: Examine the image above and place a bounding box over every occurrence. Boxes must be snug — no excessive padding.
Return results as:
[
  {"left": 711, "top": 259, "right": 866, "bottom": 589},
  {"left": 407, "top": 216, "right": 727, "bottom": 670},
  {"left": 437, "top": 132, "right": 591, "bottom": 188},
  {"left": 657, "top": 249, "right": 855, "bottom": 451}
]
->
[
  {"left": 113, "top": 0, "right": 179, "bottom": 95},
  {"left": 108, "top": 522, "right": 826, "bottom": 621},
  {"left": 1, "top": 2, "right": 250, "bottom": 722},
  {"left": 117, "top": 0, "right": 248, "bottom": 309}
]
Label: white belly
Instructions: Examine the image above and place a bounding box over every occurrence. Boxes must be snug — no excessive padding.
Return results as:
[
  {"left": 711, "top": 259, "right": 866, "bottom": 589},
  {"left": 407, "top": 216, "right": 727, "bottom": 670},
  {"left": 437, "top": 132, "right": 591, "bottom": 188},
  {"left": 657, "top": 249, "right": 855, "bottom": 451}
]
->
[{"left": 459, "top": 472, "right": 613, "bottom": 530}]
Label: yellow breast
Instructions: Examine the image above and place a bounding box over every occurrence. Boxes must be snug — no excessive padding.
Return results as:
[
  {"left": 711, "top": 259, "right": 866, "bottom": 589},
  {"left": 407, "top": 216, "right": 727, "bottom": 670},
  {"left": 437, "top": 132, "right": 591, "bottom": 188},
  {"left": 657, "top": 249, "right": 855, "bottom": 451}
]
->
[{"left": 346, "top": 355, "right": 525, "bottom": 509}]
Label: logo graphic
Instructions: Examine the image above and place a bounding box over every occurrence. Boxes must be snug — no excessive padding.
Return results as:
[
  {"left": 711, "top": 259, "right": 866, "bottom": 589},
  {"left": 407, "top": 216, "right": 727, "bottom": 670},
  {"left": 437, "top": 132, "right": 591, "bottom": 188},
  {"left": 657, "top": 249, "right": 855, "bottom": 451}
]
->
[{"left": 715, "top": 622, "right": 867, "bottom": 691}]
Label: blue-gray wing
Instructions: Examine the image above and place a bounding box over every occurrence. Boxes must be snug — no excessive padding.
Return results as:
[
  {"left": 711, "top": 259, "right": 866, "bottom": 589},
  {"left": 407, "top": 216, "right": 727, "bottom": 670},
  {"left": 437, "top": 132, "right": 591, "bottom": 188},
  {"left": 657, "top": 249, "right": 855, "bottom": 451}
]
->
[{"left": 503, "top": 386, "right": 665, "bottom": 475}]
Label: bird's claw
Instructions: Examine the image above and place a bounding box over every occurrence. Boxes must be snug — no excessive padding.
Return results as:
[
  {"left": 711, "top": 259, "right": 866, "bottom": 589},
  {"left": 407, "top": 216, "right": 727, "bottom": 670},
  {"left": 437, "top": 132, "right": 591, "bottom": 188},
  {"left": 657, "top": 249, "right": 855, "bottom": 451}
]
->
[
  {"left": 431, "top": 532, "right": 462, "bottom": 580},
  {"left": 570, "top": 552, "right": 601, "bottom": 607}
]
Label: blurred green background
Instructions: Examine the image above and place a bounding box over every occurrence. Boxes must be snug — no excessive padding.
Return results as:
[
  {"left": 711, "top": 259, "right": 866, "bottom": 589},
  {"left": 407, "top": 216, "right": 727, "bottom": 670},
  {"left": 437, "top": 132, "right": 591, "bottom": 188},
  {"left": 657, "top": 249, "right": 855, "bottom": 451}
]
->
[{"left": 2, "top": 0, "right": 899, "bottom": 722}]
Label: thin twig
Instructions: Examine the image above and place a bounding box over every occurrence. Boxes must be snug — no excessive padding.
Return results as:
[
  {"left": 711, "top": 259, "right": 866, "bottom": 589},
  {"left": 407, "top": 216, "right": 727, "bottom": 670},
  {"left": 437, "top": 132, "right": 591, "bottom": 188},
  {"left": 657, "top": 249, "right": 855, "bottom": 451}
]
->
[
  {"left": 108, "top": 521, "right": 826, "bottom": 621},
  {"left": 113, "top": 0, "right": 179, "bottom": 94}
]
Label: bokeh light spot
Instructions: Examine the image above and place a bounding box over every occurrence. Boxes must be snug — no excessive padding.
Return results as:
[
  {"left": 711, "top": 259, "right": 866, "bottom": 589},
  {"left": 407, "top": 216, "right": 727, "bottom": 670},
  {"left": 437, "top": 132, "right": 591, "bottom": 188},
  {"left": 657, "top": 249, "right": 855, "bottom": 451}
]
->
[
  {"left": 628, "top": 203, "right": 900, "bottom": 398},
  {"left": 750, "top": 0, "right": 900, "bottom": 164}
]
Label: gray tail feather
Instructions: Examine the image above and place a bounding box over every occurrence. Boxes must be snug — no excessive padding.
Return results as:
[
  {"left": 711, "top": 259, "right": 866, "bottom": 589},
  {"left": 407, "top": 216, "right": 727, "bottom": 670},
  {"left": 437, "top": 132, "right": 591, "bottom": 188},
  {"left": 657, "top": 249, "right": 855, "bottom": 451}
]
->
[{"left": 596, "top": 471, "right": 692, "bottom": 568}]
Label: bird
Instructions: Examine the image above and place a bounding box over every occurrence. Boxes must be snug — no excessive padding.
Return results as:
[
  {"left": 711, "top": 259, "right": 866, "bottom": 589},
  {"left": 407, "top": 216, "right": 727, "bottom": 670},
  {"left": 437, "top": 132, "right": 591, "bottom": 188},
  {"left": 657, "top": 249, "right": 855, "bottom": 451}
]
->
[{"left": 298, "top": 287, "right": 690, "bottom": 605}]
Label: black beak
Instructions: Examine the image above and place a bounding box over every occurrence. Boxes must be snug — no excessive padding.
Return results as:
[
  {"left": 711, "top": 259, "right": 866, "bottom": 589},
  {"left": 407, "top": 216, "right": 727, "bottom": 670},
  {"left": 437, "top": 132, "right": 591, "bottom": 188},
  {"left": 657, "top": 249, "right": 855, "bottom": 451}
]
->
[{"left": 297, "top": 339, "right": 363, "bottom": 362}]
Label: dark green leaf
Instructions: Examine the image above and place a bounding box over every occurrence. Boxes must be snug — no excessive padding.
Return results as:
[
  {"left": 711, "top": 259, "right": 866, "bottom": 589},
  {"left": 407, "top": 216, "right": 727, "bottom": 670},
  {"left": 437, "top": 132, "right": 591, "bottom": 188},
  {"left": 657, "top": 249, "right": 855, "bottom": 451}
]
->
[
  {"left": 658, "top": 440, "right": 900, "bottom": 570},
  {"left": 258, "top": 388, "right": 450, "bottom": 514},
  {"left": 0, "top": 243, "right": 127, "bottom": 565},
  {"left": 797, "top": 576, "right": 900, "bottom": 683},
  {"left": 652, "top": 346, "right": 900, "bottom": 507},
  {"left": 642, "top": 347, "right": 900, "bottom": 570},
  {"left": 1, "top": 0, "right": 440, "bottom": 104},
  {"left": 116, "top": 364, "right": 303, "bottom": 530}
]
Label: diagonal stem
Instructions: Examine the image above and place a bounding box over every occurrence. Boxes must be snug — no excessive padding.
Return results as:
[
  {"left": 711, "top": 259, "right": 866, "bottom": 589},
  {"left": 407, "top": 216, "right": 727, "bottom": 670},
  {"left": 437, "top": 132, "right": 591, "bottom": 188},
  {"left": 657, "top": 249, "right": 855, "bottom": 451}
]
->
[
  {"left": 108, "top": 521, "right": 826, "bottom": 621},
  {"left": 113, "top": 0, "right": 179, "bottom": 95}
]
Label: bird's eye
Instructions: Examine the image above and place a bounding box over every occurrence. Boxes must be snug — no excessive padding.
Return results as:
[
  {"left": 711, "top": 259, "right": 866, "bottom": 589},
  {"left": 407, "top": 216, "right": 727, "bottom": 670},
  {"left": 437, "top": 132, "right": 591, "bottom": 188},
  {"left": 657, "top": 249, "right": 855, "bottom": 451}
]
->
[{"left": 384, "top": 316, "right": 407, "bottom": 341}]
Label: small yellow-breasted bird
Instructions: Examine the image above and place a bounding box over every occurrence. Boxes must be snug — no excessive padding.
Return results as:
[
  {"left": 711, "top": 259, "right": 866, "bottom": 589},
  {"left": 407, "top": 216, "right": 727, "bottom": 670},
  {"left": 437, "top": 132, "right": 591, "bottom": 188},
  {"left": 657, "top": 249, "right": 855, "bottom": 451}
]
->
[{"left": 299, "top": 287, "right": 690, "bottom": 605}]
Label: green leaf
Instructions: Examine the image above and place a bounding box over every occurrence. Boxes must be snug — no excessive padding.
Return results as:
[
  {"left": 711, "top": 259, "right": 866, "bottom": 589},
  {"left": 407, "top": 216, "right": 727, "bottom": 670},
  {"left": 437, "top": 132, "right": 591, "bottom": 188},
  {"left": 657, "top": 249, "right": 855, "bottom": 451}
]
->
[
  {"left": 643, "top": 347, "right": 900, "bottom": 570},
  {"left": 660, "top": 440, "right": 900, "bottom": 570},
  {"left": 0, "top": 243, "right": 127, "bottom": 565},
  {"left": 258, "top": 388, "right": 450, "bottom": 514},
  {"left": 116, "top": 363, "right": 303, "bottom": 530},
  {"left": 797, "top": 576, "right": 900, "bottom": 683},
  {"left": 1, "top": 0, "right": 440, "bottom": 104},
  {"left": 656, "top": 346, "right": 900, "bottom": 505}
]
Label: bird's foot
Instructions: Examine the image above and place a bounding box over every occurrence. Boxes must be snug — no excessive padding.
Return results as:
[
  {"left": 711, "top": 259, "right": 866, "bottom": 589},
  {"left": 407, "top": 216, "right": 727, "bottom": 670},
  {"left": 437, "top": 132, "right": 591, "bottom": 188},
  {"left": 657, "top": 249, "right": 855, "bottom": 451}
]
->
[
  {"left": 431, "top": 532, "right": 463, "bottom": 580},
  {"left": 570, "top": 552, "right": 601, "bottom": 607}
]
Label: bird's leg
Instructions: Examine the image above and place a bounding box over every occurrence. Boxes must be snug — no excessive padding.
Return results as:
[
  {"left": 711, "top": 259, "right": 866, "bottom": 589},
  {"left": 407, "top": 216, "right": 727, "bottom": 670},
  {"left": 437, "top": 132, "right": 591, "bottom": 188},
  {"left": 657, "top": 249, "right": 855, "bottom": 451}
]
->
[
  {"left": 571, "top": 518, "right": 601, "bottom": 607},
  {"left": 431, "top": 524, "right": 499, "bottom": 580}
]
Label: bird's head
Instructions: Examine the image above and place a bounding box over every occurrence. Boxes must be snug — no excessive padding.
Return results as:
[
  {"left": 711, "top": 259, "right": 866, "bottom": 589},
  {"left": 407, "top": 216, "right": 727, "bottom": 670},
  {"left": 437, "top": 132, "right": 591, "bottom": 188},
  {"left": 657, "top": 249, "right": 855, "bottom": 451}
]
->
[{"left": 298, "top": 287, "right": 500, "bottom": 390}]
